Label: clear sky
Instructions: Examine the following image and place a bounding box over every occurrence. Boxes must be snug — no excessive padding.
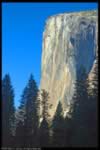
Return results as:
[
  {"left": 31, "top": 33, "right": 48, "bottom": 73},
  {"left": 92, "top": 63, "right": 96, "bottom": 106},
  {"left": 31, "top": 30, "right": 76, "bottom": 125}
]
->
[{"left": 2, "top": 2, "right": 98, "bottom": 108}]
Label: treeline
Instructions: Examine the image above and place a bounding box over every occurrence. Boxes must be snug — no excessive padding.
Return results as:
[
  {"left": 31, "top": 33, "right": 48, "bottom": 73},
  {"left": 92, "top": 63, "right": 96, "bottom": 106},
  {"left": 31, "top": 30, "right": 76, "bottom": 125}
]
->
[{"left": 2, "top": 59, "right": 98, "bottom": 148}]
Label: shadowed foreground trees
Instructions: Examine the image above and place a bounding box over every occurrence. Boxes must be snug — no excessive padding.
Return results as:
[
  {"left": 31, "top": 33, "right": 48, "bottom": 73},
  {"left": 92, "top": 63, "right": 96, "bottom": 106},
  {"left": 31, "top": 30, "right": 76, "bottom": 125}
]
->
[
  {"left": 2, "top": 68, "right": 98, "bottom": 148},
  {"left": 51, "top": 101, "right": 65, "bottom": 147},
  {"left": 2, "top": 74, "right": 15, "bottom": 147},
  {"left": 38, "top": 89, "right": 51, "bottom": 147},
  {"left": 70, "top": 67, "right": 98, "bottom": 147},
  {"left": 15, "top": 86, "right": 28, "bottom": 147},
  {"left": 15, "top": 74, "right": 39, "bottom": 148},
  {"left": 24, "top": 74, "right": 39, "bottom": 147}
]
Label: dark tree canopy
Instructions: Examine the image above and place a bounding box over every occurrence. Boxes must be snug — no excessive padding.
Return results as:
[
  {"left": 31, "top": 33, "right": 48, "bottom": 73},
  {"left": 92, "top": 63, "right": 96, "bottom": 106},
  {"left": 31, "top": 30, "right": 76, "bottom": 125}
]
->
[
  {"left": 2, "top": 74, "right": 15, "bottom": 147},
  {"left": 51, "top": 101, "right": 65, "bottom": 147},
  {"left": 38, "top": 89, "right": 51, "bottom": 147},
  {"left": 39, "top": 118, "right": 50, "bottom": 147},
  {"left": 15, "top": 86, "right": 28, "bottom": 147},
  {"left": 2, "top": 65, "right": 98, "bottom": 148},
  {"left": 15, "top": 74, "right": 39, "bottom": 148},
  {"left": 70, "top": 67, "right": 98, "bottom": 147}
]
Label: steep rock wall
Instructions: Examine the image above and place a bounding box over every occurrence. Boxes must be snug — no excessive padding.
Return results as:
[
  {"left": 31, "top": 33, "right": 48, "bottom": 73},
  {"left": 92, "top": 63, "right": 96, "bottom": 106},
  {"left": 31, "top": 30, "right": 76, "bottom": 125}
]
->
[{"left": 40, "top": 10, "right": 98, "bottom": 118}]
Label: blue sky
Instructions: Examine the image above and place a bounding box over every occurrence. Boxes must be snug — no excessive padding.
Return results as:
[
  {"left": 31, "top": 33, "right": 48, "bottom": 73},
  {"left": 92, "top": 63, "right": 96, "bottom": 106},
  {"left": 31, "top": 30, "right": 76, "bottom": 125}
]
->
[{"left": 2, "top": 2, "right": 98, "bottom": 108}]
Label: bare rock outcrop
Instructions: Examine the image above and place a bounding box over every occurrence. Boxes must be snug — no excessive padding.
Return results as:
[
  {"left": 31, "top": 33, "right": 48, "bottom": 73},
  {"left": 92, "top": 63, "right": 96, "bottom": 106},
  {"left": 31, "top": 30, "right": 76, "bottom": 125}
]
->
[{"left": 40, "top": 10, "right": 98, "bottom": 118}]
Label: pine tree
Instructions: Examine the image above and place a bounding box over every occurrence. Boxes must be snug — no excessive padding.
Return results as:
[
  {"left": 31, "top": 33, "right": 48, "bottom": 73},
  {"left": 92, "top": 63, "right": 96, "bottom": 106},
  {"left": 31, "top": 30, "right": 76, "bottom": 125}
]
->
[
  {"left": 15, "top": 74, "right": 39, "bottom": 147},
  {"left": 2, "top": 74, "right": 15, "bottom": 147},
  {"left": 70, "top": 68, "right": 97, "bottom": 147},
  {"left": 90, "top": 57, "right": 98, "bottom": 97},
  {"left": 64, "top": 114, "right": 73, "bottom": 147},
  {"left": 24, "top": 74, "right": 39, "bottom": 147},
  {"left": 39, "top": 89, "right": 51, "bottom": 147},
  {"left": 86, "top": 57, "right": 98, "bottom": 146},
  {"left": 15, "top": 120, "right": 26, "bottom": 148},
  {"left": 39, "top": 118, "right": 50, "bottom": 147},
  {"left": 15, "top": 86, "right": 28, "bottom": 147},
  {"left": 52, "top": 101, "right": 65, "bottom": 147},
  {"left": 41, "top": 89, "right": 51, "bottom": 120}
]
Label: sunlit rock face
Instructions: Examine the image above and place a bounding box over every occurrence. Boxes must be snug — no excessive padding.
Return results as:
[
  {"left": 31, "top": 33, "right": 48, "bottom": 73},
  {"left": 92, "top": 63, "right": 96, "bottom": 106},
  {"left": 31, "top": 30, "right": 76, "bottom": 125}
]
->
[{"left": 40, "top": 10, "right": 98, "bottom": 118}]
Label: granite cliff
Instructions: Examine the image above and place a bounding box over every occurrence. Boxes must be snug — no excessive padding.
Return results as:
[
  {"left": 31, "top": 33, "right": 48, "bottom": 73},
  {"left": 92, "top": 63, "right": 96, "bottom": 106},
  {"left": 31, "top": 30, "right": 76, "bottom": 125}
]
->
[{"left": 40, "top": 10, "right": 98, "bottom": 118}]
